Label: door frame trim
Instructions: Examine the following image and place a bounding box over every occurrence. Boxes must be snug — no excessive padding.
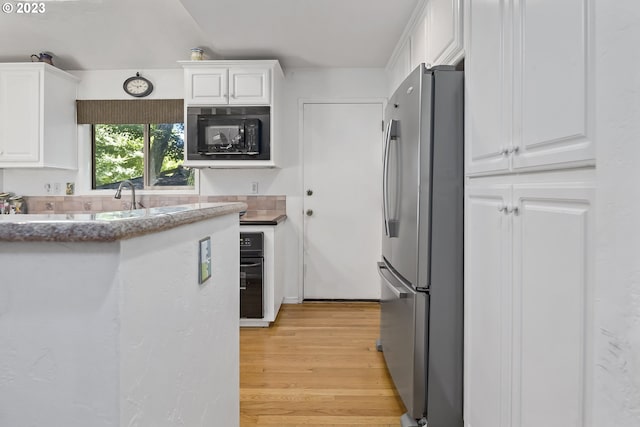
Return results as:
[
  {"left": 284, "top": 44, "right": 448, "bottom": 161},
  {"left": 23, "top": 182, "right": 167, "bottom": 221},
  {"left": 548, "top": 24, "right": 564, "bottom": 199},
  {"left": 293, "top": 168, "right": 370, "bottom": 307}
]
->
[{"left": 297, "top": 98, "right": 387, "bottom": 302}]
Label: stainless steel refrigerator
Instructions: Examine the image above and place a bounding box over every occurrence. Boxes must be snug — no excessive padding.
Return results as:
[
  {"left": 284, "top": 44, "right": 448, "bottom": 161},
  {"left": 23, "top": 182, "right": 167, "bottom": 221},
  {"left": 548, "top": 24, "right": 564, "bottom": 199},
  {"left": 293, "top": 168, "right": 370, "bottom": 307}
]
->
[{"left": 377, "top": 64, "right": 463, "bottom": 427}]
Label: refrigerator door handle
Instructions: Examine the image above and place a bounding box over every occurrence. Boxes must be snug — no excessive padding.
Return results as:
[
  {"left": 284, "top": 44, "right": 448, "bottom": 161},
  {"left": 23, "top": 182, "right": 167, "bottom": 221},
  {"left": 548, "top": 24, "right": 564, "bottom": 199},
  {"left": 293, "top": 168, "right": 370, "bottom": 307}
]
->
[
  {"left": 383, "top": 120, "right": 399, "bottom": 238},
  {"left": 382, "top": 121, "right": 392, "bottom": 236},
  {"left": 377, "top": 262, "right": 408, "bottom": 299}
]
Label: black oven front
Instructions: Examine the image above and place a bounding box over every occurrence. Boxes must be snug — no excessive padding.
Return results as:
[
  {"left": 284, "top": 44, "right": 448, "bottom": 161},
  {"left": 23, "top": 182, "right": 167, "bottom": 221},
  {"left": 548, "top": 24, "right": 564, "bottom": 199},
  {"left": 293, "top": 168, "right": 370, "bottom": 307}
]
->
[
  {"left": 186, "top": 106, "right": 271, "bottom": 161},
  {"left": 240, "top": 232, "right": 264, "bottom": 319}
]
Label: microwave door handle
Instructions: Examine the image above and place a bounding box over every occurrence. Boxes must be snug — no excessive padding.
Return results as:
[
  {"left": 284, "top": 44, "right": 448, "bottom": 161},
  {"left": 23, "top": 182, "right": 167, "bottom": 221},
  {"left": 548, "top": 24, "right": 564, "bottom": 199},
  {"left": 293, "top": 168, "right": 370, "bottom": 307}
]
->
[{"left": 382, "top": 121, "right": 391, "bottom": 236}]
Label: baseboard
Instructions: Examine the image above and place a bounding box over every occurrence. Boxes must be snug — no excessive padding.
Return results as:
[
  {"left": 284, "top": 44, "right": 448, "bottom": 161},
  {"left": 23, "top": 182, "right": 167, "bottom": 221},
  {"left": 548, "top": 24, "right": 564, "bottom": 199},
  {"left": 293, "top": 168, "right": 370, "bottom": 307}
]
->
[{"left": 282, "top": 297, "right": 301, "bottom": 304}]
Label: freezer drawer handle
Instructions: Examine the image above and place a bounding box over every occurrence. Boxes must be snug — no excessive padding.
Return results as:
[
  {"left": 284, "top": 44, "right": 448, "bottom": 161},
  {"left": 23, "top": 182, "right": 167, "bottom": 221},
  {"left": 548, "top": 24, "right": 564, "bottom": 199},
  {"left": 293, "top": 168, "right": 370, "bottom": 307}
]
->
[{"left": 378, "top": 263, "right": 408, "bottom": 299}]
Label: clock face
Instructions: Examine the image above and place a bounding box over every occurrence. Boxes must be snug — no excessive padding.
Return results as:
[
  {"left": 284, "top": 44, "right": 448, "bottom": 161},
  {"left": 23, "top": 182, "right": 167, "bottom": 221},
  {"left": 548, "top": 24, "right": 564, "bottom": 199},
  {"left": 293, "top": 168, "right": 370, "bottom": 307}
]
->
[{"left": 123, "top": 75, "right": 153, "bottom": 97}]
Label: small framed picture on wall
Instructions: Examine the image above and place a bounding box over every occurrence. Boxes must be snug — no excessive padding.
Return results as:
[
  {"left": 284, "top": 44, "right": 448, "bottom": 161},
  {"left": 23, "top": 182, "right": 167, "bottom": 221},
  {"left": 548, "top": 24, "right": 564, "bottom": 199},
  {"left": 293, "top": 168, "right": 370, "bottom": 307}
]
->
[{"left": 199, "top": 237, "right": 212, "bottom": 284}]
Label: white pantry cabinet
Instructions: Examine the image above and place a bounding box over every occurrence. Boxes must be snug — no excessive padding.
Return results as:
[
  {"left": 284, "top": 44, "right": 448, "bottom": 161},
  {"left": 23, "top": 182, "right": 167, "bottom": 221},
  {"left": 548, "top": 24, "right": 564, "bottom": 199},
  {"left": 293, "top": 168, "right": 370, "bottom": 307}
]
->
[
  {"left": 465, "top": 182, "right": 595, "bottom": 427},
  {"left": 465, "top": 0, "right": 595, "bottom": 176},
  {"left": 182, "top": 63, "right": 271, "bottom": 106},
  {"left": 0, "top": 63, "right": 78, "bottom": 169},
  {"left": 239, "top": 224, "right": 285, "bottom": 327}
]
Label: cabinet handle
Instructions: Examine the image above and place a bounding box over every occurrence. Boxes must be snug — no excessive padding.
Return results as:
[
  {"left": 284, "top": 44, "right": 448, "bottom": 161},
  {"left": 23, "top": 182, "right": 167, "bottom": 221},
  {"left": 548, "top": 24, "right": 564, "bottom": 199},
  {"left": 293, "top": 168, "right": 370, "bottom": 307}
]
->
[
  {"left": 507, "top": 205, "right": 520, "bottom": 215},
  {"left": 498, "top": 205, "right": 508, "bottom": 213},
  {"left": 500, "top": 146, "right": 509, "bottom": 155},
  {"left": 508, "top": 146, "right": 520, "bottom": 154}
]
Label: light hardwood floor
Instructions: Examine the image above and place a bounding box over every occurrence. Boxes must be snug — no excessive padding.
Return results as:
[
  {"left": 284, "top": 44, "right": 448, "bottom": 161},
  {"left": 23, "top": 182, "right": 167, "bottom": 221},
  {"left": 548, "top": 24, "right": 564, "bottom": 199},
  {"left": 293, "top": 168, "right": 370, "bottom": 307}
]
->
[{"left": 240, "top": 302, "right": 406, "bottom": 427}]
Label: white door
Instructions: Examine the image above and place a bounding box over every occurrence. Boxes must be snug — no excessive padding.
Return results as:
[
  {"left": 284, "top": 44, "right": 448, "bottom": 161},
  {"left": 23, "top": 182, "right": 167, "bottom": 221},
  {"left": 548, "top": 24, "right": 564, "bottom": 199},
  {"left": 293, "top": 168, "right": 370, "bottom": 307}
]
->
[
  {"left": 185, "top": 68, "right": 228, "bottom": 105},
  {"left": 464, "top": 0, "right": 511, "bottom": 175},
  {"left": 0, "top": 69, "right": 41, "bottom": 163},
  {"left": 302, "top": 102, "right": 383, "bottom": 299},
  {"left": 464, "top": 184, "right": 512, "bottom": 427},
  {"left": 228, "top": 68, "right": 270, "bottom": 105},
  {"left": 511, "top": 185, "right": 594, "bottom": 427}
]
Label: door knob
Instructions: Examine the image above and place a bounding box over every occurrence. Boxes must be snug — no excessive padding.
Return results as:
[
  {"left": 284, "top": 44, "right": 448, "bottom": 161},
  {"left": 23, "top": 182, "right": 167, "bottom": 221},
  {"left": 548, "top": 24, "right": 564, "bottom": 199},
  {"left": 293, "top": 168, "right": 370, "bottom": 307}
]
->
[
  {"left": 306, "top": 209, "right": 313, "bottom": 216},
  {"left": 307, "top": 189, "right": 313, "bottom": 196}
]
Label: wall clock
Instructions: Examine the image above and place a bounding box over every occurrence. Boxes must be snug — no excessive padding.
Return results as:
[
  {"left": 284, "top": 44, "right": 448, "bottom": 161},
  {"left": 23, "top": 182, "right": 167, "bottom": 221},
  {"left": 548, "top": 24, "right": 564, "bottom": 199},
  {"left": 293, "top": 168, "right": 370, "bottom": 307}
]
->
[{"left": 123, "top": 72, "right": 153, "bottom": 97}]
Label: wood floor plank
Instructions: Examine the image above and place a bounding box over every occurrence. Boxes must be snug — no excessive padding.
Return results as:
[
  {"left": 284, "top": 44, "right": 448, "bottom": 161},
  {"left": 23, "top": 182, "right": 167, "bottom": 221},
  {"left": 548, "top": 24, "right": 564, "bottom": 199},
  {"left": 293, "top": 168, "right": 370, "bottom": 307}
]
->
[{"left": 240, "top": 302, "right": 405, "bottom": 427}]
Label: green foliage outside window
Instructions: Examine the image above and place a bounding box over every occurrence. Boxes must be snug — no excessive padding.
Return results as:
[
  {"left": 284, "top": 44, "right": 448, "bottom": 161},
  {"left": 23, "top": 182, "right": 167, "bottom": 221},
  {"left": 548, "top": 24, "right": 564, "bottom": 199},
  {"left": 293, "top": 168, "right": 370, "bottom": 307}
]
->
[{"left": 94, "top": 123, "right": 194, "bottom": 189}]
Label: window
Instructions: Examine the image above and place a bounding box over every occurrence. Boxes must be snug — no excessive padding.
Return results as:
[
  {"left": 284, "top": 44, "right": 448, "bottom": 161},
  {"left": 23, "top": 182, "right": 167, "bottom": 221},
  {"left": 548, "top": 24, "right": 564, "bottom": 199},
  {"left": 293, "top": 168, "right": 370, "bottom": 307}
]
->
[
  {"left": 92, "top": 123, "right": 194, "bottom": 189},
  {"left": 76, "top": 99, "right": 194, "bottom": 191}
]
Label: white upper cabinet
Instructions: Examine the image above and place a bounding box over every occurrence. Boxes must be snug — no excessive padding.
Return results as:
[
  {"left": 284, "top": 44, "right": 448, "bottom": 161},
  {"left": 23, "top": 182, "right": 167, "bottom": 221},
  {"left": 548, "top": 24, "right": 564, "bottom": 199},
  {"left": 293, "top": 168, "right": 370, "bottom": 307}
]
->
[
  {"left": 387, "top": 38, "right": 412, "bottom": 97},
  {"left": 465, "top": 0, "right": 595, "bottom": 176},
  {"left": 228, "top": 68, "right": 270, "bottom": 105},
  {"left": 0, "top": 63, "right": 78, "bottom": 169},
  {"left": 185, "top": 67, "right": 228, "bottom": 105},
  {"left": 179, "top": 60, "right": 284, "bottom": 168},
  {"left": 386, "top": 0, "right": 463, "bottom": 96},
  {"left": 511, "top": 0, "right": 594, "bottom": 171},
  {"left": 425, "top": 0, "right": 464, "bottom": 67},
  {"left": 410, "top": 15, "right": 428, "bottom": 72},
  {"left": 465, "top": 0, "right": 511, "bottom": 175},
  {"left": 183, "top": 63, "right": 271, "bottom": 106}
]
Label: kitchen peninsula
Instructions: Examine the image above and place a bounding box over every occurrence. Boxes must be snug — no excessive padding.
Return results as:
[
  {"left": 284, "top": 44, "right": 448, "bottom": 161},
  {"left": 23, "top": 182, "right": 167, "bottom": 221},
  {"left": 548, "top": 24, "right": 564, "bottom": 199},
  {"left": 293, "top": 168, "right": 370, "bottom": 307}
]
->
[{"left": 0, "top": 203, "right": 245, "bottom": 427}]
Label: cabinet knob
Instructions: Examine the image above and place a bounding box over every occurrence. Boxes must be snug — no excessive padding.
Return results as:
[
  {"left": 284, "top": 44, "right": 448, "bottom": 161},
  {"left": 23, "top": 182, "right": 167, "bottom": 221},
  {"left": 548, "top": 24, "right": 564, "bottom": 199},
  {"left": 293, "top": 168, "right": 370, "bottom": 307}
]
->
[
  {"left": 500, "top": 146, "right": 509, "bottom": 155},
  {"left": 306, "top": 189, "right": 313, "bottom": 196},
  {"left": 306, "top": 209, "right": 313, "bottom": 217},
  {"left": 508, "top": 146, "right": 520, "bottom": 154},
  {"left": 498, "top": 205, "right": 508, "bottom": 213}
]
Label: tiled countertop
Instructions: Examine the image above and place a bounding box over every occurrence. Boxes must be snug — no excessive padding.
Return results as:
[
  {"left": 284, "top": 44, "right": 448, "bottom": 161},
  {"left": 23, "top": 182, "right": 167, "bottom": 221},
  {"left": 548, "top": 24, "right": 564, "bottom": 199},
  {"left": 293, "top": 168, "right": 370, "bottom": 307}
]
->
[
  {"left": 240, "top": 212, "right": 287, "bottom": 226},
  {"left": 0, "top": 202, "right": 247, "bottom": 242}
]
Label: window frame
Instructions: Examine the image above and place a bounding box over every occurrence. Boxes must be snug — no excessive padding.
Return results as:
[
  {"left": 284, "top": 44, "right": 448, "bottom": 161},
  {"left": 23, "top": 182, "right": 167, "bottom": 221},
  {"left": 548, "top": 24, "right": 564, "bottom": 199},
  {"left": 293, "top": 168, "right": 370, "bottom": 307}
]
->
[{"left": 91, "top": 122, "right": 196, "bottom": 191}]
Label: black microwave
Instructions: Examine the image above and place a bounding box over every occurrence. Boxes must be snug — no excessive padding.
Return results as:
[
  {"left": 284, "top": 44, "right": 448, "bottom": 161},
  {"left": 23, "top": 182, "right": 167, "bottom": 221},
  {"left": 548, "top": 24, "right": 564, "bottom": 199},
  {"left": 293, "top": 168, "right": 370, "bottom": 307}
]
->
[{"left": 186, "top": 106, "right": 270, "bottom": 161}]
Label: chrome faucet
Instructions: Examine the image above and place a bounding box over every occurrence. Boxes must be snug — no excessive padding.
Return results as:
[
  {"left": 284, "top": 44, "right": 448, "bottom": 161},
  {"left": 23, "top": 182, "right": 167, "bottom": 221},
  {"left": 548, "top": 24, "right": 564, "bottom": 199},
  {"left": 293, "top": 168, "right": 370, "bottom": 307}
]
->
[{"left": 114, "top": 180, "right": 137, "bottom": 210}]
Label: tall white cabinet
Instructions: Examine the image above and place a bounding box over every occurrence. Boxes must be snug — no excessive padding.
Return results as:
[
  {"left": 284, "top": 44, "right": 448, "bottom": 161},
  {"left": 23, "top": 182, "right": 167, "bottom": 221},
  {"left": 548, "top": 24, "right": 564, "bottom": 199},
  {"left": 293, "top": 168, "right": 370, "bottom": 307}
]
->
[{"left": 464, "top": 0, "right": 596, "bottom": 426}]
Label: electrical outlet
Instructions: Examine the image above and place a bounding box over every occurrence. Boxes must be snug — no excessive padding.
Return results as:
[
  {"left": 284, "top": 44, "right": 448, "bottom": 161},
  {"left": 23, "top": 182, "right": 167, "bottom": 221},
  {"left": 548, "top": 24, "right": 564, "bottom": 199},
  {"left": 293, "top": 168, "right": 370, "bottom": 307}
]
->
[
  {"left": 53, "top": 183, "right": 61, "bottom": 194},
  {"left": 250, "top": 182, "right": 259, "bottom": 194}
]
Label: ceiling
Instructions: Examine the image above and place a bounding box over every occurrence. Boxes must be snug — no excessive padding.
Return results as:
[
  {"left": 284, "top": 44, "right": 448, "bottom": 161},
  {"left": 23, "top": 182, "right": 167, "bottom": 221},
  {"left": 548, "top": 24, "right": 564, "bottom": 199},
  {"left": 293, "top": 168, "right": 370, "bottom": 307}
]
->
[{"left": 0, "top": 0, "right": 419, "bottom": 71}]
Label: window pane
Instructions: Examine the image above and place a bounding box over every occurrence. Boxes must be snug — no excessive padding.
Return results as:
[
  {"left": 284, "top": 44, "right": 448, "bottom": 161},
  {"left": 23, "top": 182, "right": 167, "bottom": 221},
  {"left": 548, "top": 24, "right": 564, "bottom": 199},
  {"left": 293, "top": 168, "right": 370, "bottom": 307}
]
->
[
  {"left": 94, "top": 124, "right": 144, "bottom": 189},
  {"left": 149, "top": 123, "right": 194, "bottom": 187}
]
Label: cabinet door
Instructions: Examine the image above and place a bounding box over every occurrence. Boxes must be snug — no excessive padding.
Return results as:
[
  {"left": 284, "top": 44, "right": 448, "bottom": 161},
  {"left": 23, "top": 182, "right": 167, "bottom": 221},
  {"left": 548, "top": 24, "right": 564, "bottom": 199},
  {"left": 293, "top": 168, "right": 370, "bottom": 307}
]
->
[
  {"left": 228, "top": 68, "right": 270, "bottom": 105},
  {"left": 511, "top": 186, "right": 594, "bottom": 427},
  {"left": 388, "top": 38, "right": 412, "bottom": 96},
  {"left": 185, "top": 68, "right": 228, "bottom": 105},
  {"left": 0, "top": 69, "right": 41, "bottom": 163},
  {"left": 426, "top": 0, "right": 463, "bottom": 66},
  {"left": 464, "top": 185, "right": 512, "bottom": 427},
  {"left": 465, "top": 0, "right": 511, "bottom": 175},
  {"left": 511, "top": 0, "right": 594, "bottom": 171},
  {"left": 410, "top": 15, "right": 427, "bottom": 71}
]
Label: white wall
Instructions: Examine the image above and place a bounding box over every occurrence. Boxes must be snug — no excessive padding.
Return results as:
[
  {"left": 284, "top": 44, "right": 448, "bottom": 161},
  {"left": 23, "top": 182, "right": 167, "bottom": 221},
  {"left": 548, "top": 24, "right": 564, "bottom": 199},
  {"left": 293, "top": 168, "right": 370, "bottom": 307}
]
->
[
  {"left": 594, "top": 1, "right": 640, "bottom": 425},
  {"left": 1, "top": 67, "right": 388, "bottom": 302}
]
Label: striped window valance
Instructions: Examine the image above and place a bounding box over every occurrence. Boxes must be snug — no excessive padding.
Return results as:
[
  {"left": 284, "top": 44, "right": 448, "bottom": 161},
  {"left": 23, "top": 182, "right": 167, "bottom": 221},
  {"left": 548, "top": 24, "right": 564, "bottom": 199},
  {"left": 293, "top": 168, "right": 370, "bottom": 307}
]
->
[{"left": 76, "top": 99, "right": 183, "bottom": 124}]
